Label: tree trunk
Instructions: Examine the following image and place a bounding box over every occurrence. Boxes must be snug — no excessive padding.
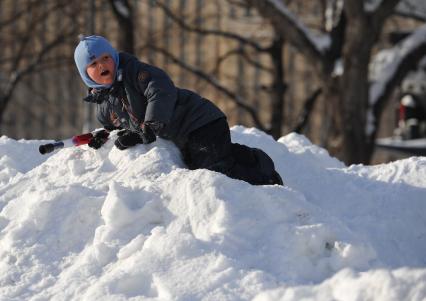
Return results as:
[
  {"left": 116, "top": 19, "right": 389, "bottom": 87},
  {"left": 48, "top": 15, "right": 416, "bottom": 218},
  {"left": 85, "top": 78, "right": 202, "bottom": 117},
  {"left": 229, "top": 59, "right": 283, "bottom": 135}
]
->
[
  {"left": 0, "top": 96, "right": 6, "bottom": 129},
  {"left": 338, "top": 0, "right": 401, "bottom": 164},
  {"left": 320, "top": 76, "right": 343, "bottom": 154},
  {"left": 341, "top": 63, "right": 370, "bottom": 164},
  {"left": 109, "top": 0, "right": 134, "bottom": 53},
  {"left": 269, "top": 37, "right": 286, "bottom": 139},
  {"left": 340, "top": 18, "right": 374, "bottom": 164}
]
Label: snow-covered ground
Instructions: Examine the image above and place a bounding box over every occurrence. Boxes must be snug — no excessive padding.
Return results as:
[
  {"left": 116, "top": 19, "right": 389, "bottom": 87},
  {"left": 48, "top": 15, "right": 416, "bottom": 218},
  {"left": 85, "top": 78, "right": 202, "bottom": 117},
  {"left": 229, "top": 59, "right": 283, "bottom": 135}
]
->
[{"left": 0, "top": 127, "right": 425, "bottom": 301}]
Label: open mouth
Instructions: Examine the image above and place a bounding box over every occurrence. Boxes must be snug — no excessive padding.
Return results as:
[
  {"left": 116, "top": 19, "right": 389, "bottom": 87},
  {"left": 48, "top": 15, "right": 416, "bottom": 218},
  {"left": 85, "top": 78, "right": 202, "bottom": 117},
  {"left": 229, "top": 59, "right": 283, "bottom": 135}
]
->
[{"left": 100, "top": 70, "right": 110, "bottom": 76}]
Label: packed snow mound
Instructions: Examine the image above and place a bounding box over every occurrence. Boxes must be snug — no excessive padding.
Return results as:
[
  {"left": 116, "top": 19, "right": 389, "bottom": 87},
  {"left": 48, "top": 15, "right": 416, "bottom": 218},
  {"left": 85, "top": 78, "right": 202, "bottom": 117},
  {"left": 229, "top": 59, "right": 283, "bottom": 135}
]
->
[{"left": 0, "top": 127, "right": 425, "bottom": 300}]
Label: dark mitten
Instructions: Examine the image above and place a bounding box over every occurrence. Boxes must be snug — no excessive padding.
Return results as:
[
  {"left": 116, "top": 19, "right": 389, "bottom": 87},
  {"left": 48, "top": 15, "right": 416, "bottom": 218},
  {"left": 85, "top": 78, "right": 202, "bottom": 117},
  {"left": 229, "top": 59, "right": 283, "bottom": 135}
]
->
[
  {"left": 88, "top": 129, "right": 110, "bottom": 149},
  {"left": 140, "top": 123, "right": 157, "bottom": 144},
  {"left": 114, "top": 130, "right": 143, "bottom": 150}
]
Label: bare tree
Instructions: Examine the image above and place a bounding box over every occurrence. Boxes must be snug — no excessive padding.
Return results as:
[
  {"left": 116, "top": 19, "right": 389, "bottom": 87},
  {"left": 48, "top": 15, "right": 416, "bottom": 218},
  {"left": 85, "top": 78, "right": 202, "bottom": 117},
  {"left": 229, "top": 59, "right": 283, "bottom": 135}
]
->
[
  {"left": 369, "top": 24, "right": 426, "bottom": 151},
  {"left": 245, "top": 0, "right": 426, "bottom": 164},
  {"left": 0, "top": 1, "right": 79, "bottom": 129},
  {"left": 150, "top": 0, "right": 290, "bottom": 138},
  {"left": 109, "top": 0, "right": 135, "bottom": 53}
]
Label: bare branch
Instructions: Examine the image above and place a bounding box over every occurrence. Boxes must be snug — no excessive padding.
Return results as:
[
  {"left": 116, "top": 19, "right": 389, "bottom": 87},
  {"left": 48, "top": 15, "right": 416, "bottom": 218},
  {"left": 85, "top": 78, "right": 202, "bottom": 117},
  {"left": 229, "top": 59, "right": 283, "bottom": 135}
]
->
[
  {"left": 0, "top": 30, "right": 76, "bottom": 117},
  {"left": 212, "top": 47, "right": 273, "bottom": 76},
  {"left": 226, "top": 0, "right": 248, "bottom": 8},
  {"left": 245, "top": 0, "right": 329, "bottom": 74},
  {"left": 154, "top": 0, "right": 269, "bottom": 53},
  {"left": 394, "top": 10, "right": 426, "bottom": 22},
  {"left": 0, "top": 0, "right": 71, "bottom": 28},
  {"left": 0, "top": 1, "right": 36, "bottom": 27},
  {"left": 373, "top": 0, "right": 401, "bottom": 23},
  {"left": 343, "top": 0, "right": 364, "bottom": 18},
  {"left": 326, "top": 11, "right": 346, "bottom": 61},
  {"left": 292, "top": 88, "right": 322, "bottom": 133},
  {"left": 144, "top": 45, "right": 267, "bottom": 132}
]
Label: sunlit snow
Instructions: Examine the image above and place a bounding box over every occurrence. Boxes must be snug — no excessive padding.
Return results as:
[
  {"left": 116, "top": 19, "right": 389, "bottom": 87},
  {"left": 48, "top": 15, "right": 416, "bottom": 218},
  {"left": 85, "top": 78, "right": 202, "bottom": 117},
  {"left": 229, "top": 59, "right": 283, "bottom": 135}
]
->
[{"left": 0, "top": 127, "right": 425, "bottom": 300}]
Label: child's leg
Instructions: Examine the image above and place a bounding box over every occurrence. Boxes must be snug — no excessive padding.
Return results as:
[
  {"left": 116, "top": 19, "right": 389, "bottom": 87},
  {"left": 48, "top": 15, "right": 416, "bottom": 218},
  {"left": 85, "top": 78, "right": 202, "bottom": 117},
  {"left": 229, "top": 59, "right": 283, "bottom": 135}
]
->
[
  {"left": 181, "top": 118, "right": 234, "bottom": 171},
  {"left": 230, "top": 143, "right": 283, "bottom": 185},
  {"left": 181, "top": 118, "right": 282, "bottom": 185}
]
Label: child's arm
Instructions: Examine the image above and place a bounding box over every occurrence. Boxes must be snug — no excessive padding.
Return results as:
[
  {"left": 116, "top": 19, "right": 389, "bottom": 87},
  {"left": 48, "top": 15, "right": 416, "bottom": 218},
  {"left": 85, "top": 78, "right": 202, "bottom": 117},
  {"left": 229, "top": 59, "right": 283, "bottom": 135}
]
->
[{"left": 133, "top": 64, "right": 178, "bottom": 129}]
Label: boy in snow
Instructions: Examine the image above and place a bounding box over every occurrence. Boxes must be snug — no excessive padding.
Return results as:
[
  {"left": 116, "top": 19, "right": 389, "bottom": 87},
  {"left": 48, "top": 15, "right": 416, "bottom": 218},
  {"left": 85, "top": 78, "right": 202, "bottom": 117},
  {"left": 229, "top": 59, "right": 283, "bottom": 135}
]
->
[{"left": 74, "top": 35, "right": 283, "bottom": 186}]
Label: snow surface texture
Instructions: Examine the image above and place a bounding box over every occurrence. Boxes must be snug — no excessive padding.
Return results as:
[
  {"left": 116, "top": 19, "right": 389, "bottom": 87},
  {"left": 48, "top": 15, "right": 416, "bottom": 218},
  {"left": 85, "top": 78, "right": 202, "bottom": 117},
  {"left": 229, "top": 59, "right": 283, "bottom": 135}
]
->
[{"left": 0, "top": 128, "right": 425, "bottom": 301}]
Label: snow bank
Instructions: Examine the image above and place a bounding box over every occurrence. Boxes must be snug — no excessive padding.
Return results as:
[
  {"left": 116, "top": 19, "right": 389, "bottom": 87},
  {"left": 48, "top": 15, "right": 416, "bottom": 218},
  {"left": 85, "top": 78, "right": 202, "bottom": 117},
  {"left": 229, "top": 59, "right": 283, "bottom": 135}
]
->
[{"left": 0, "top": 127, "right": 425, "bottom": 300}]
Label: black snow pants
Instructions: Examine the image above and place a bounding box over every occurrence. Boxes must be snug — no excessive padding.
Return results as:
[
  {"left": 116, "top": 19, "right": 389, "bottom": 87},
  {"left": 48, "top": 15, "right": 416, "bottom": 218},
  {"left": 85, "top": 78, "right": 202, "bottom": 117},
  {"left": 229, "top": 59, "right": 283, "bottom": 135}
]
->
[{"left": 180, "top": 118, "right": 283, "bottom": 185}]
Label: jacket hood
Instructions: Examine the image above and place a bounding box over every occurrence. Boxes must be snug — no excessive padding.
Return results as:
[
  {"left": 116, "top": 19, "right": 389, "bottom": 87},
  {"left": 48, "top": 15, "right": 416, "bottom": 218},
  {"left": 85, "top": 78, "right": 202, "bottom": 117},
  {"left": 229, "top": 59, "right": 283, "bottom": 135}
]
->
[{"left": 74, "top": 35, "right": 119, "bottom": 89}]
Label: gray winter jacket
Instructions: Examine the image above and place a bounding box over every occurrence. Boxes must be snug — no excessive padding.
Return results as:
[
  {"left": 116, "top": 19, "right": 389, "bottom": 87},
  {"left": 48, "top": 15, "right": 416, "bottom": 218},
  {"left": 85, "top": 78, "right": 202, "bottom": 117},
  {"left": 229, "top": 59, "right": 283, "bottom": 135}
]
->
[{"left": 96, "top": 52, "right": 225, "bottom": 148}]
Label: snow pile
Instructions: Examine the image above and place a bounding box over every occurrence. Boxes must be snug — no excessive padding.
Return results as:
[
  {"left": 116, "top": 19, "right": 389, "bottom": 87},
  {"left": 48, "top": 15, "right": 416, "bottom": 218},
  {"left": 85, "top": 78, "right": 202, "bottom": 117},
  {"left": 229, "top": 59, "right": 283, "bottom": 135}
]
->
[{"left": 0, "top": 128, "right": 425, "bottom": 300}]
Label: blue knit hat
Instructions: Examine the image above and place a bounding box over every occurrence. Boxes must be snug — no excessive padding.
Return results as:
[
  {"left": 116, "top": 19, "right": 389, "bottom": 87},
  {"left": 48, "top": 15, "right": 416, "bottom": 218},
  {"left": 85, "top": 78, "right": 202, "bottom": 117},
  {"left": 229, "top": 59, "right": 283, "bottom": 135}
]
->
[{"left": 74, "top": 35, "right": 119, "bottom": 89}]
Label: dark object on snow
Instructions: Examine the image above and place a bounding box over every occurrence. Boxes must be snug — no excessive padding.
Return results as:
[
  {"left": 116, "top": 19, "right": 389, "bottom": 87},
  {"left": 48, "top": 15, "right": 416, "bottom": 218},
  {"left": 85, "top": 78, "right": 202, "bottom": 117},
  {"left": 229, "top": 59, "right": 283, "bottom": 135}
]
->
[
  {"left": 181, "top": 118, "right": 283, "bottom": 186},
  {"left": 39, "top": 141, "right": 64, "bottom": 155},
  {"left": 140, "top": 123, "right": 156, "bottom": 145},
  {"left": 88, "top": 130, "right": 110, "bottom": 149},
  {"left": 114, "top": 124, "right": 156, "bottom": 150},
  {"left": 114, "top": 130, "right": 143, "bottom": 150},
  {"left": 39, "top": 131, "right": 104, "bottom": 154}
]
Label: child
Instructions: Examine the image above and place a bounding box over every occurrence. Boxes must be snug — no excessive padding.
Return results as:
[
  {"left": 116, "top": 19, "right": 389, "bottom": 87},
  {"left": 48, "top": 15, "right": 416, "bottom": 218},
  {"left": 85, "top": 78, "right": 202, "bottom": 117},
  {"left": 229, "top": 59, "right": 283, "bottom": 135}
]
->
[{"left": 74, "top": 35, "right": 283, "bottom": 185}]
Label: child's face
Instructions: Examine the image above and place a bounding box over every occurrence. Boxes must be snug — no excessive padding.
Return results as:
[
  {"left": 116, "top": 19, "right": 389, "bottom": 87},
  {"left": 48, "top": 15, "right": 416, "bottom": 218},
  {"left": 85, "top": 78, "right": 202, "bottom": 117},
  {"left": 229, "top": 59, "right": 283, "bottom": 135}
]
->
[{"left": 86, "top": 54, "right": 115, "bottom": 86}]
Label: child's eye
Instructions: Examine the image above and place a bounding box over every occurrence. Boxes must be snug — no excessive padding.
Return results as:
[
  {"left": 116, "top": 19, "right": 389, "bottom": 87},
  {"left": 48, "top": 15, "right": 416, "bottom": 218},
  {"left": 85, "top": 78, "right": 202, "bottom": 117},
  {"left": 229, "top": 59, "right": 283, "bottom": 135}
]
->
[{"left": 103, "top": 56, "right": 110, "bottom": 61}]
